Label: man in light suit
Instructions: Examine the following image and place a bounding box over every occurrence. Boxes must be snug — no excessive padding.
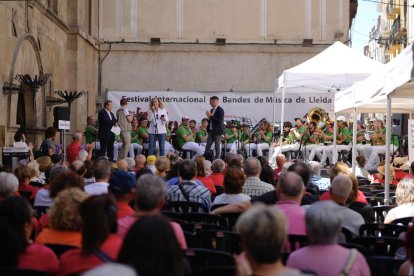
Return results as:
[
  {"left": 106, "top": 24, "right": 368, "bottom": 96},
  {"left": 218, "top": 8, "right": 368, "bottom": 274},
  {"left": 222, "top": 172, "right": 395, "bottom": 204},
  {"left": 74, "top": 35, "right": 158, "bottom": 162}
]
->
[
  {"left": 205, "top": 96, "right": 225, "bottom": 159},
  {"left": 98, "top": 100, "right": 118, "bottom": 161}
]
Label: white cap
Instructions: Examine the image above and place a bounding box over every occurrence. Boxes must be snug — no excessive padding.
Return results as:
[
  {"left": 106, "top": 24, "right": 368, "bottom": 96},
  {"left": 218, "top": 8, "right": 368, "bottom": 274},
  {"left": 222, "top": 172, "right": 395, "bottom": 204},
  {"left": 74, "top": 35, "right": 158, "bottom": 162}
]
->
[{"left": 336, "top": 116, "right": 346, "bottom": 122}]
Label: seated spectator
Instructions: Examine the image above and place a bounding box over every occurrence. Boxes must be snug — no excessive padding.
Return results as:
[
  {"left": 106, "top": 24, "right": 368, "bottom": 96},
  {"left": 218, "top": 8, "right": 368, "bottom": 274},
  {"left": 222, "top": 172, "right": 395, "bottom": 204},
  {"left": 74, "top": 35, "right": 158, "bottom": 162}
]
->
[
  {"left": 155, "top": 156, "right": 170, "bottom": 178},
  {"left": 212, "top": 168, "right": 250, "bottom": 206},
  {"left": 195, "top": 156, "right": 216, "bottom": 194},
  {"left": 398, "top": 219, "right": 414, "bottom": 275},
  {"left": 208, "top": 159, "right": 225, "bottom": 186},
  {"left": 118, "top": 215, "right": 185, "bottom": 276},
  {"left": 329, "top": 175, "right": 365, "bottom": 236},
  {"left": 242, "top": 157, "right": 275, "bottom": 197},
  {"left": 308, "top": 161, "right": 330, "bottom": 191},
  {"left": 66, "top": 131, "right": 83, "bottom": 164},
  {"left": 235, "top": 204, "right": 302, "bottom": 276},
  {"left": 36, "top": 156, "right": 52, "bottom": 182},
  {"left": 83, "top": 160, "right": 95, "bottom": 183},
  {"left": 355, "top": 155, "right": 373, "bottom": 182},
  {"left": 27, "top": 160, "right": 45, "bottom": 186},
  {"left": 373, "top": 163, "right": 398, "bottom": 185},
  {"left": 204, "top": 159, "right": 212, "bottom": 175},
  {"left": 167, "top": 159, "right": 211, "bottom": 210},
  {"left": 117, "top": 159, "right": 129, "bottom": 172},
  {"left": 59, "top": 195, "right": 123, "bottom": 275},
  {"left": 109, "top": 170, "right": 135, "bottom": 219},
  {"left": 384, "top": 178, "right": 414, "bottom": 223},
  {"left": 15, "top": 165, "right": 39, "bottom": 201},
  {"left": 273, "top": 154, "right": 286, "bottom": 181},
  {"left": 117, "top": 174, "right": 187, "bottom": 249},
  {"left": 320, "top": 162, "right": 367, "bottom": 204},
  {"left": 69, "top": 160, "right": 87, "bottom": 177},
  {"left": 287, "top": 161, "right": 319, "bottom": 204},
  {"left": 260, "top": 162, "right": 276, "bottom": 187},
  {"left": 134, "top": 154, "right": 146, "bottom": 173},
  {"left": 125, "top": 157, "right": 136, "bottom": 175},
  {"left": 13, "top": 131, "right": 34, "bottom": 161},
  {"left": 274, "top": 172, "right": 306, "bottom": 235},
  {"left": 33, "top": 165, "right": 69, "bottom": 208},
  {"left": 0, "top": 196, "right": 59, "bottom": 274},
  {"left": 36, "top": 188, "right": 87, "bottom": 247},
  {"left": 0, "top": 172, "right": 19, "bottom": 200},
  {"left": 393, "top": 157, "right": 411, "bottom": 181},
  {"left": 286, "top": 201, "right": 370, "bottom": 275},
  {"left": 146, "top": 155, "right": 156, "bottom": 174},
  {"left": 85, "top": 160, "right": 112, "bottom": 195}
]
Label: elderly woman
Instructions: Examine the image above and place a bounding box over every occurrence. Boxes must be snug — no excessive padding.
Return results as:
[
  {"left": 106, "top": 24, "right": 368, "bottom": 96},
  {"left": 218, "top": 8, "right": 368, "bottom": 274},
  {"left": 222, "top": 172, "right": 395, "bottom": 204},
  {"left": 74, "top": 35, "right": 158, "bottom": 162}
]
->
[
  {"left": 384, "top": 178, "right": 414, "bottom": 223},
  {"left": 195, "top": 156, "right": 215, "bottom": 194},
  {"left": 287, "top": 201, "right": 370, "bottom": 275},
  {"left": 0, "top": 172, "right": 19, "bottom": 200},
  {"left": 155, "top": 156, "right": 170, "bottom": 178},
  {"left": 212, "top": 168, "right": 250, "bottom": 206},
  {"left": 36, "top": 187, "right": 87, "bottom": 247},
  {"left": 234, "top": 204, "right": 301, "bottom": 276},
  {"left": 308, "top": 161, "right": 330, "bottom": 192}
]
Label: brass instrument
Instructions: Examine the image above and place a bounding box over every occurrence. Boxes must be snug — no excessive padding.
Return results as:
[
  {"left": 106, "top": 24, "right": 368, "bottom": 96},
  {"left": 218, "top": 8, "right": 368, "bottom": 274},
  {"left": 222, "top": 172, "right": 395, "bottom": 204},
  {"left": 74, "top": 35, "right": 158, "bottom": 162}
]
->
[{"left": 307, "top": 107, "right": 329, "bottom": 127}]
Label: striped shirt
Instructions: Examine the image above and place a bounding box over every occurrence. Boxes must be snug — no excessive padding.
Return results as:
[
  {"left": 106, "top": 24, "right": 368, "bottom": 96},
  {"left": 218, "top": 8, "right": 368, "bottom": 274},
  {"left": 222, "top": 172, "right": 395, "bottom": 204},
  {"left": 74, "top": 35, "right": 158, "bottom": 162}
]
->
[{"left": 167, "top": 180, "right": 211, "bottom": 209}]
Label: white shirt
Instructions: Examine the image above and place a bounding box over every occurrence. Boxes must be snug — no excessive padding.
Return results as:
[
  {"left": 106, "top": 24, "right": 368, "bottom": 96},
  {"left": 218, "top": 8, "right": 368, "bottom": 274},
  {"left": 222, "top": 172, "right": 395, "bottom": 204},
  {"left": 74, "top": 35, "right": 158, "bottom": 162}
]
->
[
  {"left": 84, "top": 181, "right": 109, "bottom": 195},
  {"left": 147, "top": 108, "right": 168, "bottom": 134},
  {"left": 34, "top": 188, "right": 53, "bottom": 207},
  {"left": 13, "top": 141, "right": 28, "bottom": 148}
]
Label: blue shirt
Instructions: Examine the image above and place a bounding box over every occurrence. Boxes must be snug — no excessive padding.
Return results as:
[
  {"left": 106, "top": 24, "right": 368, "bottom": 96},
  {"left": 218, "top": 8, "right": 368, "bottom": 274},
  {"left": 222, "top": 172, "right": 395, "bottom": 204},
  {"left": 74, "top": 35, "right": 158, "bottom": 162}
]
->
[
  {"left": 167, "top": 176, "right": 203, "bottom": 187},
  {"left": 309, "top": 175, "right": 331, "bottom": 191}
]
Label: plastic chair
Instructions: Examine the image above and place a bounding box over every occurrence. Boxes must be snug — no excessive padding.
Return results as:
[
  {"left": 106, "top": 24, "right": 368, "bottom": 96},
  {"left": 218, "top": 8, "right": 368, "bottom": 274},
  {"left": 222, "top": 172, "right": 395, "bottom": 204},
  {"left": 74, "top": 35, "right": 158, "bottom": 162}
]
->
[
  {"left": 339, "top": 242, "right": 369, "bottom": 256},
  {"left": 168, "top": 201, "right": 209, "bottom": 213},
  {"left": 366, "top": 256, "right": 406, "bottom": 276},
  {"left": 350, "top": 236, "right": 404, "bottom": 256},
  {"left": 359, "top": 223, "right": 408, "bottom": 238},
  {"left": 185, "top": 248, "right": 235, "bottom": 276},
  {"left": 365, "top": 197, "right": 385, "bottom": 207},
  {"left": 196, "top": 230, "right": 242, "bottom": 254},
  {"left": 178, "top": 213, "right": 228, "bottom": 229},
  {"left": 392, "top": 217, "right": 414, "bottom": 226},
  {"left": 218, "top": 212, "right": 241, "bottom": 232},
  {"left": 210, "top": 203, "right": 227, "bottom": 211},
  {"left": 372, "top": 205, "right": 396, "bottom": 223},
  {"left": 44, "top": 243, "right": 78, "bottom": 257}
]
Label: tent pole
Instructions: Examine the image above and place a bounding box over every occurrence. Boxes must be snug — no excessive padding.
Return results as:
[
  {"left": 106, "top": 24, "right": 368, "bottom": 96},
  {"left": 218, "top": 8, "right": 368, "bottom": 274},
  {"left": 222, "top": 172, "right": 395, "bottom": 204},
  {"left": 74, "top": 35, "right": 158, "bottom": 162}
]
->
[
  {"left": 333, "top": 113, "right": 337, "bottom": 164},
  {"left": 385, "top": 94, "right": 392, "bottom": 205},
  {"left": 280, "top": 87, "right": 286, "bottom": 152},
  {"left": 352, "top": 107, "right": 357, "bottom": 175}
]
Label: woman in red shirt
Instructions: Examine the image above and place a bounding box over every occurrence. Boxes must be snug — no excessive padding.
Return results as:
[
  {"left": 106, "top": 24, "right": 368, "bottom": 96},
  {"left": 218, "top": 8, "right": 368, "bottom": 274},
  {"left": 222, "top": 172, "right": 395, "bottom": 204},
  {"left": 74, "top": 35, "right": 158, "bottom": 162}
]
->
[
  {"left": 195, "top": 156, "right": 216, "bottom": 194},
  {"left": 59, "top": 194, "right": 123, "bottom": 275},
  {"left": 0, "top": 196, "right": 59, "bottom": 274}
]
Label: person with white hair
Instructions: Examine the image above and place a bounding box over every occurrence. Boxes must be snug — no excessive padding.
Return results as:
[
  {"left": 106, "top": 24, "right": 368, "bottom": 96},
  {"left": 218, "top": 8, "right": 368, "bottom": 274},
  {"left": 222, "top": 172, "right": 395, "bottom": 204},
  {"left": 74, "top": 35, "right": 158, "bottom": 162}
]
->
[
  {"left": 0, "top": 172, "right": 19, "bottom": 199},
  {"left": 287, "top": 201, "right": 370, "bottom": 275},
  {"left": 208, "top": 159, "right": 225, "bottom": 186},
  {"left": 308, "top": 161, "right": 330, "bottom": 191},
  {"left": 67, "top": 131, "right": 83, "bottom": 164},
  {"left": 124, "top": 158, "right": 136, "bottom": 174},
  {"left": 330, "top": 174, "right": 365, "bottom": 236},
  {"left": 384, "top": 178, "right": 414, "bottom": 223}
]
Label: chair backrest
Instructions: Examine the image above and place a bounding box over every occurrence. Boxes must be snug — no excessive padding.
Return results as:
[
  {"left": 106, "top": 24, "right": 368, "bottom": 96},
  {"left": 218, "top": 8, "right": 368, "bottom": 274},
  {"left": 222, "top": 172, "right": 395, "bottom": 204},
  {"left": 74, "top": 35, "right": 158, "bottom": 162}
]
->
[
  {"left": 179, "top": 213, "right": 228, "bottom": 228},
  {"left": 366, "top": 256, "right": 406, "bottom": 276},
  {"left": 365, "top": 197, "right": 385, "bottom": 207},
  {"left": 372, "top": 205, "right": 396, "bottom": 223},
  {"left": 196, "top": 230, "right": 242, "bottom": 254},
  {"left": 210, "top": 204, "right": 227, "bottom": 211},
  {"left": 340, "top": 227, "right": 355, "bottom": 242},
  {"left": 44, "top": 243, "right": 78, "bottom": 257},
  {"left": 359, "top": 223, "right": 408, "bottom": 238},
  {"left": 392, "top": 216, "right": 414, "bottom": 226},
  {"left": 339, "top": 242, "right": 369, "bottom": 256},
  {"left": 0, "top": 267, "right": 51, "bottom": 276},
  {"left": 218, "top": 213, "right": 241, "bottom": 232},
  {"left": 185, "top": 248, "right": 235, "bottom": 276},
  {"left": 350, "top": 236, "right": 404, "bottom": 256},
  {"left": 169, "top": 201, "right": 209, "bottom": 213}
]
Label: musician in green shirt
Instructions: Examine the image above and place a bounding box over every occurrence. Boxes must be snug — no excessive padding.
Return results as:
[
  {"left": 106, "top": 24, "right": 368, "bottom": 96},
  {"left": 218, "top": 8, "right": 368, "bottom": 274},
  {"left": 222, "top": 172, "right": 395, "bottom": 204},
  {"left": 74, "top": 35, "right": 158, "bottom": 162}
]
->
[
  {"left": 225, "top": 121, "right": 241, "bottom": 154},
  {"left": 176, "top": 116, "right": 204, "bottom": 156},
  {"left": 244, "top": 121, "right": 272, "bottom": 157}
]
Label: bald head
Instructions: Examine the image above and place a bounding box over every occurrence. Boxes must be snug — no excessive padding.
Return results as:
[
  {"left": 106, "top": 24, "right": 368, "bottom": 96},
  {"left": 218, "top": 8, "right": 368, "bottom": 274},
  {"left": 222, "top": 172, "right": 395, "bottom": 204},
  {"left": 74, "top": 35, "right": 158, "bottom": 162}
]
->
[
  {"left": 135, "top": 154, "right": 146, "bottom": 170},
  {"left": 117, "top": 159, "right": 128, "bottom": 172},
  {"left": 244, "top": 157, "right": 261, "bottom": 177},
  {"left": 330, "top": 174, "right": 352, "bottom": 203},
  {"left": 72, "top": 131, "right": 83, "bottom": 141},
  {"left": 278, "top": 172, "right": 304, "bottom": 201}
]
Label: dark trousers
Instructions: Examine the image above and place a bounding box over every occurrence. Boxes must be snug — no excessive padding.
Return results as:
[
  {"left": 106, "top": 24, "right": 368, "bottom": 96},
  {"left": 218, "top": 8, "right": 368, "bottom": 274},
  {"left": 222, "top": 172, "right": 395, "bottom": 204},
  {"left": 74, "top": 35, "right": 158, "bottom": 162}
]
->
[
  {"left": 206, "top": 133, "right": 222, "bottom": 159},
  {"left": 99, "top": 133, "right": 115, "bottom": 161}
]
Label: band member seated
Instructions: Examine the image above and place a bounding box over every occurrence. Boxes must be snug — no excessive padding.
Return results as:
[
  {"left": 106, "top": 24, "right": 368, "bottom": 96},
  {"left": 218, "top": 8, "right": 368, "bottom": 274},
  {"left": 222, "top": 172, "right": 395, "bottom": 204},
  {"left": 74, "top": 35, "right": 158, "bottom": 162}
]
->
[
  {"left": 225, "top": 121, "right": 241, "bottom": 154},
  {"left": 244, "top": 120, "right": 273, "bottom": 157},
  {"left": 308, "top": 120, "right": 334, "bottom": 162},
  {"left": 366, "top": 119, "right": 399, "bottom": 170},
  {"left": 320, "top": 116, "right": 350, "bottom": 167},
  {"left": 355, "top": 121, "right": 371, "bottom": 161},
  {"left": 302, "top": 122, "right": 321, "bottom": 160},
  {"left": 268, "top": 118, "right": 306, "bottom": 165},
  {"left": 177, "top": 116, "right": 204, "bottom": 157},
  {"left": 130, "top": 116, "right": 143, "bottom": 158},
  {"left": 137, "top": 117, "right": 149, "bottom": 153}
]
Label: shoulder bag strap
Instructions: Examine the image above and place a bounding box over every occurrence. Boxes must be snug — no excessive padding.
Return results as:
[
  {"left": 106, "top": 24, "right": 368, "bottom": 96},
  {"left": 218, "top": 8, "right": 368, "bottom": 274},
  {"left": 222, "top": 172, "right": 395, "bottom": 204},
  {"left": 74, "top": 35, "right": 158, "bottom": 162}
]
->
[
  {"left": 178, "top": 183, "right": 191, "bottom": 202},
  {"left": 339, "top": 249, "right": 358, "bottom": 276}
]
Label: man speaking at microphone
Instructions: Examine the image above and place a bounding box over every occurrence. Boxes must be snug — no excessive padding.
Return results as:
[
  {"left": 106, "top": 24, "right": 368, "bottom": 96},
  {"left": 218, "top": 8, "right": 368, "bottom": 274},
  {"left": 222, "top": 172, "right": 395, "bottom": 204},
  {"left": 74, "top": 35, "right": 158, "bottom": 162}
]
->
[{"left": 205, "top": 96, "right": 225, "bottom": 159}]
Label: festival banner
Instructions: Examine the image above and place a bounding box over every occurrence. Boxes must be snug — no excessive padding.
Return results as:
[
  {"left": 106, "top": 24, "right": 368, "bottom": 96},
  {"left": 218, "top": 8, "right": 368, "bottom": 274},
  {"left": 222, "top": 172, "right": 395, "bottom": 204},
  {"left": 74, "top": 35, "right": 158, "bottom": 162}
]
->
[
  {"left": 107, "top": 91, "right": 334, "bottom": 127},
  {"left": 408, "top": 119, "right": 414, "bottom": 166}
]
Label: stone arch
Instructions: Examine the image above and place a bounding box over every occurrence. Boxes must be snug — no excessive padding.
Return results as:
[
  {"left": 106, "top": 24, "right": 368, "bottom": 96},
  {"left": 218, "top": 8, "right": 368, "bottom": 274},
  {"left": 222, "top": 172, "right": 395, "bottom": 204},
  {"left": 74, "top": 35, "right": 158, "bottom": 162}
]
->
[{"left": 8, "top": 32, "right": 45, "bottom": 130}]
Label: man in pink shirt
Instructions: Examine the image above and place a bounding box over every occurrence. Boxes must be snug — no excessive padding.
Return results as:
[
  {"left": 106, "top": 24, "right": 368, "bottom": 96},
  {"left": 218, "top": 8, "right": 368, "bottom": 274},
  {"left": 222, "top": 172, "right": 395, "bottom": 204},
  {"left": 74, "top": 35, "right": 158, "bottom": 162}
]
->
[
  {"left": 117, "top": 174, "right": 187, "bottom": 249},
  {"left": 275, "top": 172, "right": 306, "bottom": 235}
]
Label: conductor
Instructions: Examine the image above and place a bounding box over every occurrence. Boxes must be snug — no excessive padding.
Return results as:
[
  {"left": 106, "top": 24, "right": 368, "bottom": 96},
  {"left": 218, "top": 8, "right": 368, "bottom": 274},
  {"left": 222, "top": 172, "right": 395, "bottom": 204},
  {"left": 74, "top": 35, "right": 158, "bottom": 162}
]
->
[{"left": 205, "top": 96, "right": 224, "bottom": 159}]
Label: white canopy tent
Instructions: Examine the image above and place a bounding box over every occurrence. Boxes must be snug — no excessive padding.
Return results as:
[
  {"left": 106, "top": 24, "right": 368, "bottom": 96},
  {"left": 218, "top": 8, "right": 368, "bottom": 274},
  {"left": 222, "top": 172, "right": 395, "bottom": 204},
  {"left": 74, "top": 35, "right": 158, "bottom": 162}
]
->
[
  {"left": 335, "top": 43, "right": 414, "bottom": 204},
  {"left": 276, "top": 41, "right": 384, "bottom": 161}
]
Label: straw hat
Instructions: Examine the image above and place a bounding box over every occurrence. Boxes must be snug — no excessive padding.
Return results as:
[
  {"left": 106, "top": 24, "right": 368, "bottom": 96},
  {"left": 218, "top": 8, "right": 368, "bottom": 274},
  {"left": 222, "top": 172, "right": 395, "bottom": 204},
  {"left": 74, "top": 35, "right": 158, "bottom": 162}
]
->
[
  {"left": 377, "top": 164, "right": 395, "bottom": 177},
  {"left": 393, "top": 157, "right": 410, "bottom": 170}
]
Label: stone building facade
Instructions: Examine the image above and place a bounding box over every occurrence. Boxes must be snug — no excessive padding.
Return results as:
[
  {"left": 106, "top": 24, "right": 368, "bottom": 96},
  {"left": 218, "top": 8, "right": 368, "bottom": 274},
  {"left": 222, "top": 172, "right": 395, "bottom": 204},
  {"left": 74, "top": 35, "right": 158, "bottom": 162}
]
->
[{"left": 0, "top": 0, "right": 354, "bottom": 149}]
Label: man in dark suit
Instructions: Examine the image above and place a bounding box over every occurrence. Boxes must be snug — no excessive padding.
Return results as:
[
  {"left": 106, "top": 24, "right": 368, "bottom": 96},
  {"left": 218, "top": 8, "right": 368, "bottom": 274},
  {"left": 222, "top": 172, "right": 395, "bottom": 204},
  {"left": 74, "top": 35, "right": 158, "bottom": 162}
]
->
[
  {"left": 98, "top": 100, "right": 118, "bottom": 161},
  {"left": 205, "top": 96, "right": 224, "bottom": 159}
]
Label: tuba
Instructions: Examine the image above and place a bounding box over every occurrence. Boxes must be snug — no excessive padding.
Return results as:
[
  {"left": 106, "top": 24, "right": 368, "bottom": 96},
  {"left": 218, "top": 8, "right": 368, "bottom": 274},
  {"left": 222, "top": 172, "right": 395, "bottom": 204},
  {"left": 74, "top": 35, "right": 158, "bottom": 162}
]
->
[{"left": 307, "top": 107, "right": 329, "bottom": 128}]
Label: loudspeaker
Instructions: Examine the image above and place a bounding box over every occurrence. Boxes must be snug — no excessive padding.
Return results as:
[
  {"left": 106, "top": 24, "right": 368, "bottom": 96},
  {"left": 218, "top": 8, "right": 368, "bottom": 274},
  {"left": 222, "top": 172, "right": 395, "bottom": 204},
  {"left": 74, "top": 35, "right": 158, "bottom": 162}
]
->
[{"left": 53, "top": 107, "right": 70, "bottom": 128}]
